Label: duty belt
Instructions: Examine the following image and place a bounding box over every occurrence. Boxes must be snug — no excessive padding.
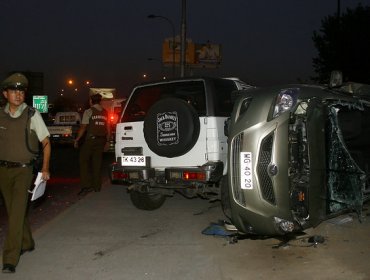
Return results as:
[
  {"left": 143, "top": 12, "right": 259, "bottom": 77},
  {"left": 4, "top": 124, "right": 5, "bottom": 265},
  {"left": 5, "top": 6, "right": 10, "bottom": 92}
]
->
[{"left": 0, "top": 160, "right": 32, "bottom": 168}]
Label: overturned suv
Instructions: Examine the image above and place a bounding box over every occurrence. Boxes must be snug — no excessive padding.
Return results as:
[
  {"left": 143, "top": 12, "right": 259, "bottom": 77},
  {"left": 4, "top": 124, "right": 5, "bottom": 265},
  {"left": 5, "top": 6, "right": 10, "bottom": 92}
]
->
[
  {"left": 110, "top": 76, "right": 252, "bottom": 210},
  {"left": 223, "top": 73, "right": 370, "bottom": 236}
]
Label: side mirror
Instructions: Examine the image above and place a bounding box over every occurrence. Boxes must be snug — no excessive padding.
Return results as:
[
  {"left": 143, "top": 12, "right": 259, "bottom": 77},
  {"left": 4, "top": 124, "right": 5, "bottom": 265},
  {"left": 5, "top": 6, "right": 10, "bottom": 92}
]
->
[{"left": 329, "top": 70, "right": 343, "bottom": 88}]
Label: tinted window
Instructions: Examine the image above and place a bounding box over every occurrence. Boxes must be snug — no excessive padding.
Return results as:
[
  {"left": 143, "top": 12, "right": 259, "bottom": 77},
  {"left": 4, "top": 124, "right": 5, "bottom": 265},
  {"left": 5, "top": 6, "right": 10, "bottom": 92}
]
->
[{"left": 122, "top": 81, "right": 206, "bottom": 122}]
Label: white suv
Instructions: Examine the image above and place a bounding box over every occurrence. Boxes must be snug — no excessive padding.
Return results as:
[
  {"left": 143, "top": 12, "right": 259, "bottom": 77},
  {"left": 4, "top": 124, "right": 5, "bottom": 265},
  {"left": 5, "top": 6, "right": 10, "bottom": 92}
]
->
[{"left": 110, "top": 76, "right": 252, "bottom": 210}]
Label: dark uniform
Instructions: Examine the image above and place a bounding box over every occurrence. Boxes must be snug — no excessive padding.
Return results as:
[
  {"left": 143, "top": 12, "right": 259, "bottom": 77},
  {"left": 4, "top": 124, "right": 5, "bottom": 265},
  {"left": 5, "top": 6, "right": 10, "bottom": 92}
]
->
[
  {"left": 75, "top": 94, "right": 109, "bottom": 193},
  {"left": 0, "top": 73, "right": 51, "bottom": 273}
]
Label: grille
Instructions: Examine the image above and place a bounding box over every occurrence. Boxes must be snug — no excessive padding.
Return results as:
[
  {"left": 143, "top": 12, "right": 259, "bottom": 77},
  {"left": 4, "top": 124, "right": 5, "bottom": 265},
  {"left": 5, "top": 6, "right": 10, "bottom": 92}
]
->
[
  {"left": 231, "top": 132, "right": 246, "bottom": 205},
  {"left": 257, "top": 134, "right": 276, "bottom": 204}
]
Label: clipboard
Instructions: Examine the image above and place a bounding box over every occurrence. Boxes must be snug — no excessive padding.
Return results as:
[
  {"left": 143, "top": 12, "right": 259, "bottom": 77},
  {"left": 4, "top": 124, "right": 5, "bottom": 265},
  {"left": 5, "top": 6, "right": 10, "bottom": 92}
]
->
[{"left": 29, "top": 172, "right": 47, "bottom": 201}]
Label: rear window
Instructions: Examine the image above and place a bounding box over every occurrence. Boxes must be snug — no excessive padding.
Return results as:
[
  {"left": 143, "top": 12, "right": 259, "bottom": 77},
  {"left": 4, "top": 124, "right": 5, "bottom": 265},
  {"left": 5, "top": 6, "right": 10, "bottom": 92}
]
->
[{"left": 122, "top": 81, "right": 206, "bottom": 122}]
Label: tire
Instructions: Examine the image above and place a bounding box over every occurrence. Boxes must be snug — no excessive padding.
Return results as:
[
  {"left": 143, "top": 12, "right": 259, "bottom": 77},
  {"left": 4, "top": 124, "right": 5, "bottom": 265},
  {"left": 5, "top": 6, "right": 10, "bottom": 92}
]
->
[
  {"left": 129, "top": 190, "right": 166, "bottom": 210},
  {"left": 143, "top": 97, "right": 200, "bottom": 158},
  {"left": 220, "top": 175, "right": 232, "bottom": 220}
]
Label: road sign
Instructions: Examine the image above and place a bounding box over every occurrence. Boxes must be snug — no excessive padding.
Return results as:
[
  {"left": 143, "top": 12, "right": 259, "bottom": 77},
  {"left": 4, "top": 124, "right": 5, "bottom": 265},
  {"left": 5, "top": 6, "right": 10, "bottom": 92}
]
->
[{"left": 33, "top": 95, "right": 48, "bottom": 113}]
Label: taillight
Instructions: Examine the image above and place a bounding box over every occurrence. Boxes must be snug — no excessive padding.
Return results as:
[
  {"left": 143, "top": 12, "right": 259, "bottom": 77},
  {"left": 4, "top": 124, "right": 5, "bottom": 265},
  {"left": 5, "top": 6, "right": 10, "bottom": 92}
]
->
[
  {"left": 112, "top": 170, "right": 129, "bottom": 180},
  {"left": 109, "top": 113, "right": 118, "bottom": 124},
  {"left": 183, "top": 171, "right": 206, "bottom": 181}
]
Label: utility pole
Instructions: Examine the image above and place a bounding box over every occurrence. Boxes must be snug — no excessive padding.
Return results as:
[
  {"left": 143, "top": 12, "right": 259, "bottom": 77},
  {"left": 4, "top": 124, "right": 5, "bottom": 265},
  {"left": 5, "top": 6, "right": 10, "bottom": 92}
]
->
[{"left": 180, "top": 0, "right": 187, "bottom": 77}]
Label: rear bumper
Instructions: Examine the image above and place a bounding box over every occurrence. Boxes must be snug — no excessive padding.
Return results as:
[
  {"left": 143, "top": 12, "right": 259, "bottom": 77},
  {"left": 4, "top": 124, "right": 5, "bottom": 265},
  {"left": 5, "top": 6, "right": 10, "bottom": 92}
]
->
[
  {"left": 50, "top": 135, "right": 75, "bottom": 145},
  {"left": 109, "top": 161, "right": 224, "bottom": 187},
  {"left": 110, "top": 164, "right": 155, "bottom": 183}
]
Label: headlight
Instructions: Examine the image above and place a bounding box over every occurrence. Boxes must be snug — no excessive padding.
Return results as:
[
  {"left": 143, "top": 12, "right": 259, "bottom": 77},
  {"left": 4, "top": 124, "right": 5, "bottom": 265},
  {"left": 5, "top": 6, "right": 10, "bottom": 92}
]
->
[
  {"left": 272, "top": 88, "right": 299, "bottom": 119},
  {"left": 273, "top": 217, "right": 295, "bottom": 233}
]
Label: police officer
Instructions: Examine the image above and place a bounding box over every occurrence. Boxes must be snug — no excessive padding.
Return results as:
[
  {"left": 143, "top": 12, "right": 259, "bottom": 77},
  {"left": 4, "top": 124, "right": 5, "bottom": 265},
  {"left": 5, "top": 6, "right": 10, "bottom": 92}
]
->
[
  {"left": 0, "top": 73, "right": 51, "bottom": 273},
  {"left": 74, "top": 93, "right": 110, "bottom": 194}
]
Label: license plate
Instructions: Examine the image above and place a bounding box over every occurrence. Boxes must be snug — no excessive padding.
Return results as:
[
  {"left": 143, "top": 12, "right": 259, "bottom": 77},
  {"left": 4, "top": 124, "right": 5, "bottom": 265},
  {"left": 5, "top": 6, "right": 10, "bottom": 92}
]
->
[
  {"left": 240, "top": 152, "right": 253, "bottom": 189},
  {"left": 52, "top": 135, "right": 60, "bottom": 138},
  {"left": 121, "top": 156, "right": 146, "bottom": 166}
]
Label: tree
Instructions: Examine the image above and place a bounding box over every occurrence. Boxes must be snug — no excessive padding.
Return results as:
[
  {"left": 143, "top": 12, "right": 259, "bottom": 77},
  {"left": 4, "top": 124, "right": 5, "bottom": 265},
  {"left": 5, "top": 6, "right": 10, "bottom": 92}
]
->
[{"left": 312, "top": 5, "right": 370, "bottom": 83}]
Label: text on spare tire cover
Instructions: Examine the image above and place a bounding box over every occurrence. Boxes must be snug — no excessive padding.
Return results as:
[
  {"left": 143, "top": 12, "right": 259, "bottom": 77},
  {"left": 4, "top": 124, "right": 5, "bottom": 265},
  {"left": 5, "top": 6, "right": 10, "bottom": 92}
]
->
[{"left": 157, "top": 111, "right": 179, "bottom": 146}]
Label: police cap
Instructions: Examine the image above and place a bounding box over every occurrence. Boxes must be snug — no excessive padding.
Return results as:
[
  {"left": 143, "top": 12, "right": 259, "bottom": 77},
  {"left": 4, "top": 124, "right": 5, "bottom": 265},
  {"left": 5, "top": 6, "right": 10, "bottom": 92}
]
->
[{"left": 1, "top": 73, "right": 28, "bottom": 91}]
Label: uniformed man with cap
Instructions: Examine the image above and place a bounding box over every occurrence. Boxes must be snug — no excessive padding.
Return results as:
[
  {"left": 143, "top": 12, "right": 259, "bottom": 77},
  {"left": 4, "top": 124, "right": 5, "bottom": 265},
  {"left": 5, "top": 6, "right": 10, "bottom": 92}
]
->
[
  {"left": 0, "top": 73, "right": 51, "bottom": 273},
  {"left": 74, "top": 93, "right": 110, "bottom": 194}
]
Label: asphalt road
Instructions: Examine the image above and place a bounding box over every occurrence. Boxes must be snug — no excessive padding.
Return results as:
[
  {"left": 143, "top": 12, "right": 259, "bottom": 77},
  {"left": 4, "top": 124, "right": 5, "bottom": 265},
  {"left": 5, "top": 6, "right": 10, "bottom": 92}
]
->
[
  {"left": 2, "top": 177, "right": 370, "bottom": 279},
  {"left": 1, "top": 147, "right": 370, "bottom": 279}
]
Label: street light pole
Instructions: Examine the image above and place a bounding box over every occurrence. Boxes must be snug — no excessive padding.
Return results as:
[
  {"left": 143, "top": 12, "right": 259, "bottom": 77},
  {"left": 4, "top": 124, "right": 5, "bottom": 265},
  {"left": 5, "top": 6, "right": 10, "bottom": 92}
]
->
[
  {"left": 147, "top": 14, "right": 176, "bottom": 78},
  {"left": 180, "top": 0, "right": 187, "bottom": 77}
]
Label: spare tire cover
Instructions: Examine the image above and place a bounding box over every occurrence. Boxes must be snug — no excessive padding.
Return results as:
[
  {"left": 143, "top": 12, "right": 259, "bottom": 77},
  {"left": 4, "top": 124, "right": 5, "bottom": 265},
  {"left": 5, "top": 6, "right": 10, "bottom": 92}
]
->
[{"left": 143, "top": 97, "right": 200, "bottom": 158}]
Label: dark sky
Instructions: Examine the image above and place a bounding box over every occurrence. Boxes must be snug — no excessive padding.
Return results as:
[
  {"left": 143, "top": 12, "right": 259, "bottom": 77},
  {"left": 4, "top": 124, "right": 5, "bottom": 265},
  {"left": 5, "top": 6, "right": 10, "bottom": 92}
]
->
[{"left": 0, "top": 0, "right": 369, "bottom": 100}]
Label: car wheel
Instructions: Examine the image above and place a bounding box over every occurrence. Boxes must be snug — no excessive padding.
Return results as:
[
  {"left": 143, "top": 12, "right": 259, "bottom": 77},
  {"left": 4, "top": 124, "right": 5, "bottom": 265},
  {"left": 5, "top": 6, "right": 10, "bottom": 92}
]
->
[
  {"left": 143, "top": 97, "right": 200, "bottom": 158},
  {"left": 129, "top": 190, "right": 166, "bottom": 210}
]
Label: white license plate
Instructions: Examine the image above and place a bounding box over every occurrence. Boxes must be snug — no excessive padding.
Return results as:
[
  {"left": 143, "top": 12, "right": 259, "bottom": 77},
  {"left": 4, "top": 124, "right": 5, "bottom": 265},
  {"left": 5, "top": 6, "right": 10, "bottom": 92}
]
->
[
  {"left": 121, "top": 156, "right": 146, "bottom": 166},
  {"left": 240, "top": 152, "right": 253, "bottom": 189}
]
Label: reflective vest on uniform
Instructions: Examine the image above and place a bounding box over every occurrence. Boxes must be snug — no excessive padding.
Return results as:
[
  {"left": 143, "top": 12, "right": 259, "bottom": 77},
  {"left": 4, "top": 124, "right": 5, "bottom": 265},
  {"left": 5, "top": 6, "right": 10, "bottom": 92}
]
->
[
  {"left": 0, "top": 106, "right": 39, "bottom": 163},
  {"left": 86, "top": 107, "right": 108, "bottom": 137}
]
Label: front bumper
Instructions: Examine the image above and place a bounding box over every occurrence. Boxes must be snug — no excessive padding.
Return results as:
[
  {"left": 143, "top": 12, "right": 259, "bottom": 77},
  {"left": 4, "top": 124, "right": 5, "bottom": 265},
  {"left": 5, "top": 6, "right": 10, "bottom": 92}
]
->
[
  {"left": 228, "top": 102, "right": 326, "bottom": 236},
  {"left": 229, "top": 124, "right": 299, "bottom": 235}
]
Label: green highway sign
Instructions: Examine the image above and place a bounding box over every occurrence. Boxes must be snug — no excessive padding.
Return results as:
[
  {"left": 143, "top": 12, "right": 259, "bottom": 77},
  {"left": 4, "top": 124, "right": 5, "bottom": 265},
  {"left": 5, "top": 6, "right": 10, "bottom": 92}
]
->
[{"left": 33, "top": 95, "right": 48, "bottom": 113}]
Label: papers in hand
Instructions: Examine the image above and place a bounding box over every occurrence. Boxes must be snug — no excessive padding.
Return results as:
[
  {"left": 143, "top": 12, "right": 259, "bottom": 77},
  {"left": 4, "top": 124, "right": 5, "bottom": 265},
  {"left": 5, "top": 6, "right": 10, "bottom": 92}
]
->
[{"left": 30, "top": 172, "right": 47, "bottom": 201}]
